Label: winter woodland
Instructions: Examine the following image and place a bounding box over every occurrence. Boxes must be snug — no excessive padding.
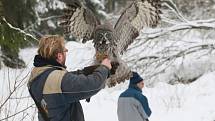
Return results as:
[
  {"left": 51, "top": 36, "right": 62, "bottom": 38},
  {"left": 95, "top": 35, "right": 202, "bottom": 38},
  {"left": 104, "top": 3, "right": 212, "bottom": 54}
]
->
[{"left": 0, "top": 0, "right": 215, "bottom": 121}]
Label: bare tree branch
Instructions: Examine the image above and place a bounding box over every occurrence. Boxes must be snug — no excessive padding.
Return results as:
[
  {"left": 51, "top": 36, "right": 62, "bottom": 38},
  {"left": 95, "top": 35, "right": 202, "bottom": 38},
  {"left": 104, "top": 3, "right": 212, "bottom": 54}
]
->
[{"left": 0, "top": 104, "right": 34, "bottom": 121}]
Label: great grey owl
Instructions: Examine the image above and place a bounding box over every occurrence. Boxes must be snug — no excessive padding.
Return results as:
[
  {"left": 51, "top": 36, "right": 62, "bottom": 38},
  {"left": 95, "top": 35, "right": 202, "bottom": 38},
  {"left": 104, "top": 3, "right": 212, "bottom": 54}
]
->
[{"left": 60, "top": 0, "right": 162, "bottom": 87}]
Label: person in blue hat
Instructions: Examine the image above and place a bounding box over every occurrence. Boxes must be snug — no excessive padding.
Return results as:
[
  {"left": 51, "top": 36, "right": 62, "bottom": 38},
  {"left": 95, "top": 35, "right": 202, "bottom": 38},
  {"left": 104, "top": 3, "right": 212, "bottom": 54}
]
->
[{"left": 117, "top": 72, "right": 151, "bottom": 121}]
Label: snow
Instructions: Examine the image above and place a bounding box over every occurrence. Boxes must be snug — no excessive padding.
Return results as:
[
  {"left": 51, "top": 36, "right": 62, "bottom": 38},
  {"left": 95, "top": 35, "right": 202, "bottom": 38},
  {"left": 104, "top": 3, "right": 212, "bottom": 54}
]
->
[
  {"left": 91, "top": 0, "right": 105, "bottom": 9},
  {"left": 0, "top": 41, "right": 215, "bottom": 121},
  {"left": 213, "top": 5, "right": 215, "bottom": 9},
  {"left": 47, "top": 20, "right": 56, "bottom": 29},
  {"left": 83, "top": 72, "right": 215, "bottom": 121},
  {"left": 35, "top": 0, "right": 65, "bottom": 14},
  {"left": 35, "top": 1, "right": 49, "bottom": 14},
  {"left": 123, "top": 27, "right": 215, "bottom": 86},
  {"left": 49, "top": 0, "right": 66, "bottom": 10}
]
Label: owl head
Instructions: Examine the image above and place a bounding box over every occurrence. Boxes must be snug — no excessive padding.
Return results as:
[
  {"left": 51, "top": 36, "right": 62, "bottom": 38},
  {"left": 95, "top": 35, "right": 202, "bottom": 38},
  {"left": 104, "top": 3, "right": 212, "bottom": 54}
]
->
[{"left": 93, "top": 24, "right": 116, "bottom": 53}]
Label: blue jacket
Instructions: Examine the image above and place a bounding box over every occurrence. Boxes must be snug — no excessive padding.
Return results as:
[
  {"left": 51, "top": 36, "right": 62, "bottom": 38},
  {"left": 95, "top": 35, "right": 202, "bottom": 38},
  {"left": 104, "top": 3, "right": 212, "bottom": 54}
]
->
[
  {"left": 28, "top": 55, "right": 110, "bottom": 121},
  {"left": 117, "top": 84, "right": 151, "bottom": 121}
]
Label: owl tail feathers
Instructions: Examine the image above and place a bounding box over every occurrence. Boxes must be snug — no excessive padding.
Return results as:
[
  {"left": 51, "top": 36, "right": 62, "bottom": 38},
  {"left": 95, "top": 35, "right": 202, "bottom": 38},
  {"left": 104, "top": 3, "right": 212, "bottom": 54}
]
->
[{"left": 107, "top": 71, "right": 132, "bottom": 87}]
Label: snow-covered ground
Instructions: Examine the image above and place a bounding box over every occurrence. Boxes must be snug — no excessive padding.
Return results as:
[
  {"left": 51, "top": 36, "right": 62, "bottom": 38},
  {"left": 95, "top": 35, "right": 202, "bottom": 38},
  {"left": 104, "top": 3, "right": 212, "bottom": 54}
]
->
[{"left": 0, "top": 41, "right": 215, "bottom": 121}]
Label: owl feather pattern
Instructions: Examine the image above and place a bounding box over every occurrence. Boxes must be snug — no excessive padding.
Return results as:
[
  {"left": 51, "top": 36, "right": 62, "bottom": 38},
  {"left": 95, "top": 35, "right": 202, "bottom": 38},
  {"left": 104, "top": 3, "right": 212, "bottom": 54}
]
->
[{"left": 60, "top": 0, "right": 162, "bottom": 87}]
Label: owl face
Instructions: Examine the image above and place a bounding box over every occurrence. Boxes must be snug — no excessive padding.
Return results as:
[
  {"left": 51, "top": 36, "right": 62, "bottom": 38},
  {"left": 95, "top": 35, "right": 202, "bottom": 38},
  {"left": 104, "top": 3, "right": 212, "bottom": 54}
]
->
[{"left": 93, "top": 29, "right": 114, "bottom": 53}]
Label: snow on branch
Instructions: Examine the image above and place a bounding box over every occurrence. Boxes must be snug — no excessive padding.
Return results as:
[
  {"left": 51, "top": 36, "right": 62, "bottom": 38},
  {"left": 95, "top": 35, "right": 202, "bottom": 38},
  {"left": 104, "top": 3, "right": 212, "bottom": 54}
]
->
[
  {"left": 124, "top": 0, "right": 215, "bottom": 85},
  {"left": 139, "top": 19, "right": 215, "bottom": 40},
  {"left": 128, "top": 43, "right": 215, "bottom": 63},
  {"left": 0, "top": 17, "right": 38, "bottom": 42}
]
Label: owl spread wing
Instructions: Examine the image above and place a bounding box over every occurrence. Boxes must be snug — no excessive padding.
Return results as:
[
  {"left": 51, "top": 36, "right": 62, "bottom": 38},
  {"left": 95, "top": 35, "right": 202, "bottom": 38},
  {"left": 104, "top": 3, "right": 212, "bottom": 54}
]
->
[
  {"left": 60, "top": 1, "right": 100, "bottom": 42},
  {"left": 114, "top": 0, "right": 162, "bottom": 54}
]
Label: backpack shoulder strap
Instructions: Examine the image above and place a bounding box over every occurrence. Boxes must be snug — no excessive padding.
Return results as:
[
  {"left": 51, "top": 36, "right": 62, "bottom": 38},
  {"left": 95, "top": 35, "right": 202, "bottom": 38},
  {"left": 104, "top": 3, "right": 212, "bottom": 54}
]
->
[{"left": 28, "top": 67, "right": 59, "bottom": 121}]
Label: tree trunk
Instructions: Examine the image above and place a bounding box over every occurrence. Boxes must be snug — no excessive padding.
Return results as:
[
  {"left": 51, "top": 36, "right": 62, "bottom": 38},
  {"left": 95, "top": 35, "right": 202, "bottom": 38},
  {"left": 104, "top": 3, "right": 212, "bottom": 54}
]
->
[
  {"left": 106, "top": 0, "right": 115, "bottom": 13},
  {"left": 0, "top": 0, "right": 3, "bottom": 17}
]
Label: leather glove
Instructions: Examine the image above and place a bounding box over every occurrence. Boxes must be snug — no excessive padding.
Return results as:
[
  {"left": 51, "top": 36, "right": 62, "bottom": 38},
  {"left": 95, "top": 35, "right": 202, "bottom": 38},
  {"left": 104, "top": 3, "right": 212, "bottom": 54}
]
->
[
  {"left": 82, "top": 65, "right": 100, "bottom": 75},
  {"left": 110, "top": 62, "right": 119, "bottom": 75}
]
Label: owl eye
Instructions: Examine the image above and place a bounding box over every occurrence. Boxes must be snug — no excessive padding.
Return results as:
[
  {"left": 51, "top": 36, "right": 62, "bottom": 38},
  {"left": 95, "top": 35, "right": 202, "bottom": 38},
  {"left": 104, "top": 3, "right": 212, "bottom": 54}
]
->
[
  {"left": 106, "top": 33, "right": 110, "bottom": 37},
  {"left": 96, "top": 34, "right": 102, "bottom": 40},
  {"left": 100, "top": 34, "right": 103, "bottom": 38},
  {"left": 105, "top": 33, "right": 112, "bottom": 41}
]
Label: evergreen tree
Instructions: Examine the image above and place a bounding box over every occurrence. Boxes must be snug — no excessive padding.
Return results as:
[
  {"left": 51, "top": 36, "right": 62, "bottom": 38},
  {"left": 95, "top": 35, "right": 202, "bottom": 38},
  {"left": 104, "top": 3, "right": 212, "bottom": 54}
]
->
[
  {"left": 0, "top": 0, "right": 2, "bottom": 17},
  {"left": 2, "top": 0, "right": 37, "bottom": 29},
  {"left": 0, "top": 0, "right": 38, "bottom": 69}
]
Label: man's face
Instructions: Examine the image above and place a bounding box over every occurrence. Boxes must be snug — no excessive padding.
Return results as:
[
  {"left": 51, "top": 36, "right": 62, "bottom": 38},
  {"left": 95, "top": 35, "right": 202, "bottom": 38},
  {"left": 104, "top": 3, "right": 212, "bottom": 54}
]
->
[
  {"left": 57, "top": 47, "right": 68, "bottom": 65},
  {"left": 137, "top": 80, "right": 144, "bottom": 89}
]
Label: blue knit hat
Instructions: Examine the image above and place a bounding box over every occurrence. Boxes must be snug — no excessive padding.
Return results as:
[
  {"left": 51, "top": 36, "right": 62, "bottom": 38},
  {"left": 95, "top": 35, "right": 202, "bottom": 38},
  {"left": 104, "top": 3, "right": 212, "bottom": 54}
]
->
[{"left": 130, "top": 72, "right": 143, "bottom": 84}]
